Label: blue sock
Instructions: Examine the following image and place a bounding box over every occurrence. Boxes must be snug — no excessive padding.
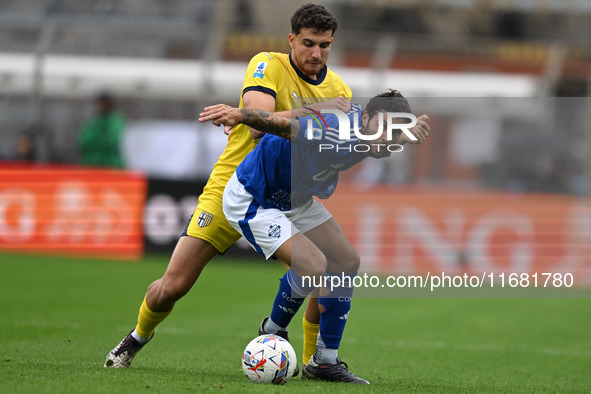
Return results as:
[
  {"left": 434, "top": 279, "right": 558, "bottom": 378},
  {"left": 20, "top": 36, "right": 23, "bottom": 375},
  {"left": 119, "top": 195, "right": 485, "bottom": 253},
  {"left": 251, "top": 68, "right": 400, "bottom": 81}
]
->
[
  {"left": 269, "top": 270, "right": 315, "bottom": 329},
  {"left": 315, "top": 273, "right": 355, "bottom": 363}
]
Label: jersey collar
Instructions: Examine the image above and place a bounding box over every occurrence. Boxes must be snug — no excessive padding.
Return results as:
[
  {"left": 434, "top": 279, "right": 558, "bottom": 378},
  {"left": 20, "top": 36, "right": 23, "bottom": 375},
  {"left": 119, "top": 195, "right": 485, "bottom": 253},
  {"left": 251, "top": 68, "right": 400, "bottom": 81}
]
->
[{"left": 289, "top": 54, "right": 327, "bottom": 86}]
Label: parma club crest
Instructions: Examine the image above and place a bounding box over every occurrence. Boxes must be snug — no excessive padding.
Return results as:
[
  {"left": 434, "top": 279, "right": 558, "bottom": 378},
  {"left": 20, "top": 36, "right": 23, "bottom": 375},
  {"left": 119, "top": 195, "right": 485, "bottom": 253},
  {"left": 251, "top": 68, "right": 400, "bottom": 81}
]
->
[{"left": 197, "top": 211, "right": 214, "bottom": 228}]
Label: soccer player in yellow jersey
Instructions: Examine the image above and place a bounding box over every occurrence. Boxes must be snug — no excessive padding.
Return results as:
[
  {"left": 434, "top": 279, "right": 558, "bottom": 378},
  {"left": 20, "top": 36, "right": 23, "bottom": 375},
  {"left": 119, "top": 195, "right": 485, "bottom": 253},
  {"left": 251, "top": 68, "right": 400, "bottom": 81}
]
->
[{"left": 105, "top": 3, "right": 353, "bottom": 371}]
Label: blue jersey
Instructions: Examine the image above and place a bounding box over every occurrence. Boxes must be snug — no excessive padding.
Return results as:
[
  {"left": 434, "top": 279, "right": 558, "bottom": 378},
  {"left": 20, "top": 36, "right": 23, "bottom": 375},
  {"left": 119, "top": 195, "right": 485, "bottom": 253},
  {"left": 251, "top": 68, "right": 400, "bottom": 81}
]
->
[{"left": 235, "top": 103, "right": 366, "bottom": 211}]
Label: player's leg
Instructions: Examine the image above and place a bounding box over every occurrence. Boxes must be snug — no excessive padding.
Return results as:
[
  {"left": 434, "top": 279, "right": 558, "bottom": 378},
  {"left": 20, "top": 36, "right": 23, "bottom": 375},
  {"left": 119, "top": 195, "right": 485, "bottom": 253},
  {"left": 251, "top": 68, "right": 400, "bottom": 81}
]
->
[
  {"left": 106, "top": 192, "right": 240, "bottom": 368},
  {"left": 256, "top": 233, "right": 325, "bottom": 380},
  {"left": 104, "top": 235, "right": 218, "bottom": 368},
  {"left": 145, "top": 236, "right": 217, "bottom": 312},
  {"left": 223, "top": 174, "right": 326, "bottom": 332},
  {"left": 301, "top": 216, "right": 360, "bottom": 365},
  {"left": 135, "top": 235, "right": 218, "bottom": 343},
  {"left": 223, "top": 174, "right": 321, "bottom": 380},
  {"left": 306, "top": 218, "right": 360, "bottom": 360},
  {"left": 302, "top": 290, "right": 320, "bottom": 366},
  {"left": 300, "top": 216, "right": 368, "bottom": 384},
  {"left": 262, "top": 232, "right": 327, "bottom": 334},
  {"left": 283, "top": 202, "right": 341, "bottom": 366},
  {"left": 305, "top": 217, "right": 360, "bottom": 274}
]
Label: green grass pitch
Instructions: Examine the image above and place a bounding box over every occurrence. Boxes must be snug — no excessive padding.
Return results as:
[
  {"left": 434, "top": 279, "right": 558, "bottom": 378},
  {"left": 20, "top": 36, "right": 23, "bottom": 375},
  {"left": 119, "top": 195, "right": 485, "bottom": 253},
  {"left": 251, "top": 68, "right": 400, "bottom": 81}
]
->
[{"left": 1, "top": 252, "right": 590, "bottom": 393}]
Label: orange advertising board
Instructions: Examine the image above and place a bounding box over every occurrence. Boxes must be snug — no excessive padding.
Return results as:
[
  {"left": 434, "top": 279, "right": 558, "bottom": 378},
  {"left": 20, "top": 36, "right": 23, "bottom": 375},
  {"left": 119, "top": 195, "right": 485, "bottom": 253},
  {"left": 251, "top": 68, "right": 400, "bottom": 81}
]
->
[
  {"left": 0, "top": 163, "right": 147, "bottom": 260},
  {"left": 323, "top": 184, "right": 591, "bottom": 285}
]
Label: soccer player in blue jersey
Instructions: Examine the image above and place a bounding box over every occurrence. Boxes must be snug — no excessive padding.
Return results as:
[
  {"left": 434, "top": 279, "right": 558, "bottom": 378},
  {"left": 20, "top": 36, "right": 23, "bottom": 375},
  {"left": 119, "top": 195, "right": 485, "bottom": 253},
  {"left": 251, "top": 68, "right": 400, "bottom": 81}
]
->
[{"left": 199, "top": 90, "right": 430, "bottom": 384}]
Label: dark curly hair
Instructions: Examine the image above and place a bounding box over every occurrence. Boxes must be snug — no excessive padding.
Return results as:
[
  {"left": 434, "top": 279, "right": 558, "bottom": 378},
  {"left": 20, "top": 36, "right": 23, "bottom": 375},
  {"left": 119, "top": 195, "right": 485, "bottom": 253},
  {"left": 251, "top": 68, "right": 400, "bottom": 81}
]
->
[
  {"left": 365, "top": 89, "right": 411, "bottom": 118},
  {"left": 291, "top": 3, "right": 338, "bottom": 35}
]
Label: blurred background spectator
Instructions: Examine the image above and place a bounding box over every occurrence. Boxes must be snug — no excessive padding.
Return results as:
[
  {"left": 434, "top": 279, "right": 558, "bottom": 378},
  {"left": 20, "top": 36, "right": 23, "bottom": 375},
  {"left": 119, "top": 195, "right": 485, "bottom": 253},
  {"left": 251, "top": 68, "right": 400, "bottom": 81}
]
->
[
  {"left": 77, "top": 92, "right": 125, "bottom": 168},
  {"left": 15, "top": 131, "right": 36, "bottom": 162}
]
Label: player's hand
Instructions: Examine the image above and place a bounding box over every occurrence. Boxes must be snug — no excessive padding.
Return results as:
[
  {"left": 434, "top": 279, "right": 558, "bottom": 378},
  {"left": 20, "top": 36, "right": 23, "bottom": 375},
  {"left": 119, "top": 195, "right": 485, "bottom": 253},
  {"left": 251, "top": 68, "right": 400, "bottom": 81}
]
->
[
  {"left": 199, "top": 104, "right": 242, "bottom": 133},
  {"left": 307, "top": 96, "right": 351, "bottom": 113},
  {"left": 399, "top": 114, "right": 430, "bottom": 145}
]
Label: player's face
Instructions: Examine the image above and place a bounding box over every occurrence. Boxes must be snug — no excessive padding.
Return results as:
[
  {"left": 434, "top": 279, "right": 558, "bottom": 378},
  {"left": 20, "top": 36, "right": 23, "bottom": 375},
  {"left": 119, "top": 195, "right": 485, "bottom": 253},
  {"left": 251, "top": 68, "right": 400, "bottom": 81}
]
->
[
  {"left": 289, "top": 28, "right": 333, "bottom": 79},
  {"left": 361, "top": 111, "right": 404, "bottom": 159}
]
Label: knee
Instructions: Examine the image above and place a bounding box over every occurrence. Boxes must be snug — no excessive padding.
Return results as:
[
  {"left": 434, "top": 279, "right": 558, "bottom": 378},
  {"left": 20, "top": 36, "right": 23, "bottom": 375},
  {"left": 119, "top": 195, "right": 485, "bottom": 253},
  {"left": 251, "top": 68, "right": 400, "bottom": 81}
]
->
[
  {"left": 330, "top": 247, "right": 360, "bottom": 274},
  {"left": 294, "top": 253, "right": 327, "bottom": 279},
  {"left": 308, "top": 255, "right": 328, "bottom": 278},
  {"left": 348, "top": 248, "right": 361, "bottom": 272},
  {"left": 149, "top": 277, "right": 192, "bottom": 305}
]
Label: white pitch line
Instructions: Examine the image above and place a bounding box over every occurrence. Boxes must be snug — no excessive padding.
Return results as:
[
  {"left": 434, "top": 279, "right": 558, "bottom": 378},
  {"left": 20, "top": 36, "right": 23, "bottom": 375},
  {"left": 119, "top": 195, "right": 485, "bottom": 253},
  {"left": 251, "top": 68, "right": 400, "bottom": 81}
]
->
[{"left": 350, "top": 338, "right": 591, "bottom": 358}]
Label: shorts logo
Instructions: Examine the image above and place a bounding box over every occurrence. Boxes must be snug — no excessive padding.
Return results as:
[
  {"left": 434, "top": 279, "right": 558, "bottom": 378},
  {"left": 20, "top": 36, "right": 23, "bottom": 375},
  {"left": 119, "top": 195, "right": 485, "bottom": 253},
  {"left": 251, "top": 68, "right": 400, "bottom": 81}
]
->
[
  {"left": 197, "top": 211, "right": 214, "bottom": 228},
  {"left": 253, "top": 61, "right": 268, "bottom": 78},
  {"left": 268, "top": 224, "right": 281, "bottom": 238}
]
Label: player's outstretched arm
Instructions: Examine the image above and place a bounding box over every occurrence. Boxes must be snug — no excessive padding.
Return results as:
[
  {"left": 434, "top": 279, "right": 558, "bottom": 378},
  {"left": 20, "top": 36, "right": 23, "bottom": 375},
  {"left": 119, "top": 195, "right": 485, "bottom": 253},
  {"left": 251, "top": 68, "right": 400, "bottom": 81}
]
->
[
  {"left": 199, "top": 104, "right": 300, "bottom": 141},
  {"left": 276, "top": 96, "right": 352, "bottom": 119}
]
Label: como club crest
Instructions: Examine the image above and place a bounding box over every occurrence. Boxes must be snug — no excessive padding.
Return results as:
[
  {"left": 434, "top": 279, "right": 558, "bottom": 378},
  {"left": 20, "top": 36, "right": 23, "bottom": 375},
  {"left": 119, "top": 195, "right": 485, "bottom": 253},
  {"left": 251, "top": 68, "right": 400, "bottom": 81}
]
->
[
  {"left": 268, "top": 224, "right": 281, "bottom": 238},
  {"left": 197, "top": 211, "right": 214, "bottom": 228}
]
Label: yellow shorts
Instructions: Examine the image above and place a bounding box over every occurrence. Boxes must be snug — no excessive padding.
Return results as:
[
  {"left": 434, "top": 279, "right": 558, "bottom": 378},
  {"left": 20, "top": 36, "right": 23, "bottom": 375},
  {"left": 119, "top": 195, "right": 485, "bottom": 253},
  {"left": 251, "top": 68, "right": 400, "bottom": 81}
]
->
[{"left": 184, "top": 191, "right": 242, "bottom": 254}]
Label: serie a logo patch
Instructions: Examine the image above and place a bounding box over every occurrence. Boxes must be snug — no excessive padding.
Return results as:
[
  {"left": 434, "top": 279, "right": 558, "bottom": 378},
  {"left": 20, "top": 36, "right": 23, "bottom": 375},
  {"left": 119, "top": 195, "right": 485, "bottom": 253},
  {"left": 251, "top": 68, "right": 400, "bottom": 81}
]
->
[
  {"left": 253, "top": 61, "right": 268, "bottom": 78},
  {"left": 197, "top": 211, "right": 214, "bottom": 228}
]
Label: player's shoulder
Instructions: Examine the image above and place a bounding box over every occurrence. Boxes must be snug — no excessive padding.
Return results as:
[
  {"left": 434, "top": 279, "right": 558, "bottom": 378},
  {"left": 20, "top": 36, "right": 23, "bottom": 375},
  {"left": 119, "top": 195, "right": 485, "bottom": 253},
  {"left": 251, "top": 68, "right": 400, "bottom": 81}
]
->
[
  {"left": 323, "top": 66, "right": 352, "bottom": 94},
  {"left": 248, "top": 52, "right": 288, "bottom": 65},
  {"left": 246, "top": 52, "right": 289, "bottom": 79},
  {"left": 324, "top": 66, "right": 346, "bottom": 83}
]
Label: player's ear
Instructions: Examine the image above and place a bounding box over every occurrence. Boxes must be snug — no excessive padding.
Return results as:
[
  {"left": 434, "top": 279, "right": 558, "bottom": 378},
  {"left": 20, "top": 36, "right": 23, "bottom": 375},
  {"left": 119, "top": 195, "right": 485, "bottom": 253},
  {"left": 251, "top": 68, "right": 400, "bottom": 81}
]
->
[
  {"left": 288, "top": 33, "right": 296, "bottom": 50},
  {"left": 361, "top": 111, "right": 369, "bottom": 128}
]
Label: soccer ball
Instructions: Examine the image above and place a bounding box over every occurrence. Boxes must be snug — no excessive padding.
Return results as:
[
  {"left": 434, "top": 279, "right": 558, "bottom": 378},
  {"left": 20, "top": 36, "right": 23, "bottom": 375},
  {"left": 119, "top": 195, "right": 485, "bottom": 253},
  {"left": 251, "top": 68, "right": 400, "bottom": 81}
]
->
[{"left": 241, "top": 334, "right": 297, "bottom": 384}]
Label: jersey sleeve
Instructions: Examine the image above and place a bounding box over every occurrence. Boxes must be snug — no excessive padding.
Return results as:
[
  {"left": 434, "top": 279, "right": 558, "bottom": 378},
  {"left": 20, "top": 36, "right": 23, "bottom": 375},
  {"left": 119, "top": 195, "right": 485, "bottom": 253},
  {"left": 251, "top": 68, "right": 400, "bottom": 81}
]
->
[{"left": 241, "top": 52, "right": 284, "bottom": 100}]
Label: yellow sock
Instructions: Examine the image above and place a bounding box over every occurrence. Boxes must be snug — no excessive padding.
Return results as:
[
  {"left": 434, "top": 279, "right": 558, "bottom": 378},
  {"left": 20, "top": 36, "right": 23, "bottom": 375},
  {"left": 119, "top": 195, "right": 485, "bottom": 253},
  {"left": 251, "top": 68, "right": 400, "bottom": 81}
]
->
[
  {"left": 302, "top": 315, "right": 319, "bottom": 366},
  {"left": 135, "top": 297, "right": 173, "bottom": 339}
]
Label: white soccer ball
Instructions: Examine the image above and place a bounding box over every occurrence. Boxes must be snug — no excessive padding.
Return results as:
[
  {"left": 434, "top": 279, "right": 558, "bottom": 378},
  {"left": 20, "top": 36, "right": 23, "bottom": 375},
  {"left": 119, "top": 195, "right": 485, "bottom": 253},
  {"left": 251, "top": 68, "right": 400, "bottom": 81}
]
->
[{"left": 241, "top": 334, "right": 297, "bottom": 384}]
